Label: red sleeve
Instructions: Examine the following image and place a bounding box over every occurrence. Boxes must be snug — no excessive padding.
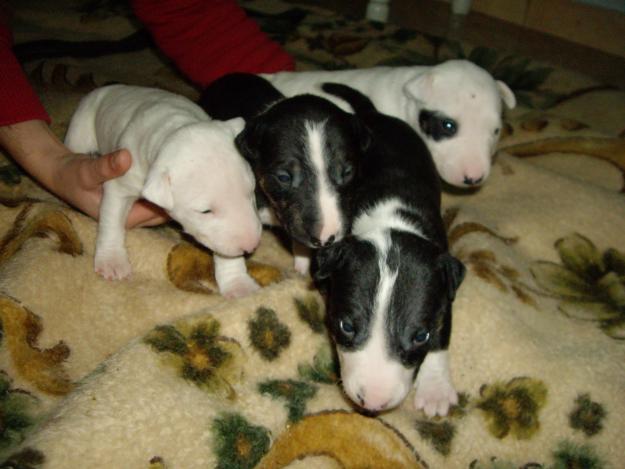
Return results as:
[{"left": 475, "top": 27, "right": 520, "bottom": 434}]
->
[
  {"left": 0, "top": 18, "right": 50, "bottom": 126},
  {"left": 131, "top": 0, "right": 294, "bottom": 87}
]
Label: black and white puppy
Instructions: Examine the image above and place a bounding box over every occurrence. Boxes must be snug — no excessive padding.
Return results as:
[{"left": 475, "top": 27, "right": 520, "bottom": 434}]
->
[
  {"left": 200, "top": 73, "right": 370, "bottom": 274},
  {"left": 314, "top": 83, "right": 466, "bottom": 417}
]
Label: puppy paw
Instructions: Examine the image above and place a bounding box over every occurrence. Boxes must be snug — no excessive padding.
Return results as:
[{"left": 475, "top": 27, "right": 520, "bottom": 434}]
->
[
  {"left": 413, "top": 375, "right": 458, "bottom": 418},
  {"left": 95, "top": 252, "right": 132, "bottom": 280},
  {"left": 293, "top": 256, "right": 310, "bottom": 275},
  {"left": 220, "top": 274, "right": 260, "bottom": 299}
]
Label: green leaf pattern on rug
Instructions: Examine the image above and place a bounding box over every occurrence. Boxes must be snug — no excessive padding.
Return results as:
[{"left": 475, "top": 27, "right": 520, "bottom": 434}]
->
[
  {"left": 294, "top": 295, "right": 325, "bottom": 333},
  {"left": 531, "top": 233, "right": 625, "bottom": 339},
  {"left": 551, "top": 440, "right": 604, "bottom": 469},
  {"left": 258, "top": 379, "right": 317, "bottom": 423},
  {"left": 414, "top": 393, "right": 469, "bottom": 456},
  {"left": 568, "top": 394, "right": 606, "bottom": 437},
  {"left": 0, "top": 372, "right": 40, "bottom": 452},
  {"left": 212, "top": 413, "right": 270, "bottom": 469},
  {"left": 476, "top": 377, "right": 547, "bottom": 439},
  {"left": 297, "top": 343, "right": 339, "bottom": 384},
  {"left": 143, "top": 318, "right": 243, "bottom": 397},
  {"left": 0, "top": 448, "right": 45, "bottom": 469},
  {"left": 248, "top": 307, "right": 291, "bottom": 361}
]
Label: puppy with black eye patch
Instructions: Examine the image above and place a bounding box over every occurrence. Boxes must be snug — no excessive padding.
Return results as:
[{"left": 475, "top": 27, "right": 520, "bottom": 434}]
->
[
  {"left": 314, "top": 83, "right": 466, "bottom": 417},
  {"left": 200, "top": 73, "right": 370, "bottom": 274}
]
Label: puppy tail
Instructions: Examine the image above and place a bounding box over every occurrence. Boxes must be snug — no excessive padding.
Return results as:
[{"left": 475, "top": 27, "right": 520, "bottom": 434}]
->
[{"left": 321, "top": 83, "right": 377, "bottom": 116}]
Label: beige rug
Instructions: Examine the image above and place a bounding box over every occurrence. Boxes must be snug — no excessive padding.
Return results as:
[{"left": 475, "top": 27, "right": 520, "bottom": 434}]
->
[{"left": 0, "top": 1, "right": 624, "bottom": 467}]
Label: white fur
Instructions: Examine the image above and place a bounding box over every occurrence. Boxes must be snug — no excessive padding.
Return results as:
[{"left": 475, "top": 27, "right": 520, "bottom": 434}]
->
[
  {"left": 304, "top": 121, "right": 343, "bottom": 244},
  {"left": 339, "top": 198, "right": 456, "bottom": 415},
  {"left": 413, "top": 350, "right": 458, "bottom": 417},
  {"left": 263, "top": 59, "right": 516, "bottom": 187},
  {"left": 65, "top": 84, "right": 262, "bottom": 298}
]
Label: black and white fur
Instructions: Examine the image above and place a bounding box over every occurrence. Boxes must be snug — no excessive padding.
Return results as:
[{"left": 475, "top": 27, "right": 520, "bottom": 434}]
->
[
  {"left": 200, "top": 73, "right": 370, "bottom": 274},
  {"left": 263, "top": 60, "right": 516, "bottom": 187},
  {"left": 314, "top": 83, "right": 466, "bottom": 416}
]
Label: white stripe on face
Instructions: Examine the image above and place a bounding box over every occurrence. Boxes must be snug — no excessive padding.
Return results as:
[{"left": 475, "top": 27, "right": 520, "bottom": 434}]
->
[{"left": 305, "top": 121, "right": 342, "bottom": 244}]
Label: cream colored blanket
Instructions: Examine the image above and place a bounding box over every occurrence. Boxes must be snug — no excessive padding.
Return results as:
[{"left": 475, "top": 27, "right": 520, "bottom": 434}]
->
[{"left": 0, "top": 1, "right": 624, "bottom": 468}]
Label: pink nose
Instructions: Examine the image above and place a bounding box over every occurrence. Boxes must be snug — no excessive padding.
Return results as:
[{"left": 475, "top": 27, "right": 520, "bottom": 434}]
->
[
  {"left": 356, "top": 387, "right": 393, "bottom": 412},
  {"left": 240, "top": 234, "right": 260, "bottom": 254}
]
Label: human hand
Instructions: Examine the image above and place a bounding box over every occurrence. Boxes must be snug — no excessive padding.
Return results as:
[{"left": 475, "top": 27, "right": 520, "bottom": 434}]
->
[
  {"left": 52, "top": 148, "right": 169, "bottom": 228},
  {"left": 1, "top": 120, "right": 168, "bottom": 228}
]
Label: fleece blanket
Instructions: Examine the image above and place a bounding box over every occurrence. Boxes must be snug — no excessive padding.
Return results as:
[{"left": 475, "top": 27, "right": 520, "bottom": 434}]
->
[{"left": 1, "top": 1, "right": 624, "bottom": 467}]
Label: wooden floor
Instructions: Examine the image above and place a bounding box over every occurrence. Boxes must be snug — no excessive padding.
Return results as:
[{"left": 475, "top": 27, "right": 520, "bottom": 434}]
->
[{"left": 290, "top": 0, "right": 625, "bottom": 89}]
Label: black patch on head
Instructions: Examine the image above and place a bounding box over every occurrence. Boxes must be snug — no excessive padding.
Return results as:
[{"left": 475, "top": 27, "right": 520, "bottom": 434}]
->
[
  {"left": 418, "top": 110, "right": 458, "bottom": 141},
  {"left": 236, "top": 94, "right": 369, "bottom": 247},
  {"left": 314, "top": 238, "right": 379, "bottom": 350},
  {"left": 385, "top": 232, "right": 465, "bottom": 367}
]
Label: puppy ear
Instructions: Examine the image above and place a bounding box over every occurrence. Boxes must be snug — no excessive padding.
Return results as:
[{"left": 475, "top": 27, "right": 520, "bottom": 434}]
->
[
  {"left": 351, "top": 116, "right": 373, "bottom": 153},
  {"left": 438, "top": 252, "right": 466, "bottom": 302},
  {"left": 225, "top": 117, "right": 245, "bottom": 136},
  {"left": 312, "top": 241, "right": 346, "bottom": 282},
  {"left": 403, "top": 72, "right": 433, "bottom": 102},
  {"left": 235, "top": 119, "right": 262, "bottom": 162},
  {"left": 142, "top": 167, "right": 174, "bottom": 211},
  {"left": 496, "top": 80, "right": 516, "bottom": 109}
]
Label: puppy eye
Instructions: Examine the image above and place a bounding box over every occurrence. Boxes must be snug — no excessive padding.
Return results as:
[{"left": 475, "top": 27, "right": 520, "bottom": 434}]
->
[
  {"left": 339, "top": 319, "right": 355, "bottom": 339},
  {"left": 494, "top": 127, "right": 500, "bottom": 136},
  {"left": 200, "top": 209, "right": 212, "bottom": 214},
  {"left": 411, "top": 330, "right": 430, "bottom": 347},
  {"left": 441, "top": 119, "right": 457, "bottom": 136},
  {"left": 341, "top": 164, "right": 353, "bottom": 184},
  {"left": 274, "top": 170, "right": 292, "bottom": 184}
]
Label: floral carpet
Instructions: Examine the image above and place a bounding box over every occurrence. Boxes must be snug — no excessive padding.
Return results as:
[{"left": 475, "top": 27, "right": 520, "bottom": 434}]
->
[{"left": 0, "top": 0, "right": 624, "bottom": 468}]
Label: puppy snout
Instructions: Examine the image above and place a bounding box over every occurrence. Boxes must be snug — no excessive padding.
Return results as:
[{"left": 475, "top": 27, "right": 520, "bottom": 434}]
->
[
  {"left": 356, "top": 387, "right": 392, "bottom": 412},
  {"left": 318, "top": 229, "right": 340, "bottom": 245},
  {"left": 463, "top": 174, "right": 484, "bottom": 186},
  {"left": 310, "top": 234, "right": 336, "bottom": 248},
  {"left": 240, "top": 233, "right": 261, "bottom": 254}
]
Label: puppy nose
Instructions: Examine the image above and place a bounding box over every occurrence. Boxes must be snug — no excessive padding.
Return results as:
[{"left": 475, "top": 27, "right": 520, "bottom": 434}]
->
[
  {"left": 241, "top": 236, "right": 261, "bottom": 254},
  {"left": 310, "top": 237, "right": 322, "bottom": 248},
  {"left": 357, "top": 388, "right": 391, "bottom": 411},
  {"left": 463, "top": 174, "right": 483, "bottom": 186}
]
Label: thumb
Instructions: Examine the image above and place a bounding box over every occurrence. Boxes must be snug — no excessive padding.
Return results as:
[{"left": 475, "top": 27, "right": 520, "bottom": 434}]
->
[{"left": 83, "top": 149, "right": 132, "bottom": 186}]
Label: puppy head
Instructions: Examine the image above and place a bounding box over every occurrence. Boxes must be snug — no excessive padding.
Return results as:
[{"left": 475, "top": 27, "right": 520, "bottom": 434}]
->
[
  {"left": 403, "top": 59, "right": 516, "bottom": 188},
  {"left": 235, "top": 95, "right": 370, "bottom": 248},
  {"left": 315, "top": 232, "right": 465, "bottom": 412},
  {"left": 143, "top": 119, "right": 261, "bottom": 257}
]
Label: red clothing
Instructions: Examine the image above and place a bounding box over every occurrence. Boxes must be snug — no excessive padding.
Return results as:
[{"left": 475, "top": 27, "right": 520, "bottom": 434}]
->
[
  {"left": 0, "top": 0, "right": 294, "bottom": 127},
  {"left": 0, "top": 20, "right": 50, "bottom": 126},
  {"left": 131, "top": 0, "right": 294, "bottom": 87}
]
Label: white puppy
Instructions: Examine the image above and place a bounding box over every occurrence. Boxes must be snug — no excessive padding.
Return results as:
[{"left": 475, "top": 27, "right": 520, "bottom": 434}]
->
[
  {"left": 263, "top": 59, "right": 516, "bottom": 187},
  {"left": 65, "top": 84, "right": 262, "bottom": 298}
]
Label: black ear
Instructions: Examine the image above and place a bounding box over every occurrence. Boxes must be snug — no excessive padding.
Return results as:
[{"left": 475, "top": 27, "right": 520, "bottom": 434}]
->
[
  {"left": 438, "top": 252, "right": 466, "bottom": 302},
  {"left": 312, "top": 241, "right": 346, "bottom": 282},
  {"left": 351, "top": 116, "right": 373, "bottom": 153},
  {"left": 234, "top": 119, "right": 263, "bottom": 162}
]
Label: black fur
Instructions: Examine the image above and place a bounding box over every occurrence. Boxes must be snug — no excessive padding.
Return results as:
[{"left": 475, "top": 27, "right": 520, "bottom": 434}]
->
[
  {"left": 315, "top": 83, "right": 465, "bottom": 369},
  {"left": 199, "top": 73, "right": 371, "bottom": 247}
]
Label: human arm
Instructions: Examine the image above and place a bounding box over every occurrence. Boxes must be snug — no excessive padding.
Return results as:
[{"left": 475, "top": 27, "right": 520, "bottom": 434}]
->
[
  {"left": 131, "top": 0, "right": 295, "bottom": 87},
  {"left": 0, "top": 17, "right": 167, "bottom": 228},
  {"left": 0, "top": 120, "right": 168, "bottom": 227}
]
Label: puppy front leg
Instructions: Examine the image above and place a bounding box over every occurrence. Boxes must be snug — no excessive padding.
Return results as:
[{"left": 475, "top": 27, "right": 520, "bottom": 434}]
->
[
  {"left": 214, "top": 254, "right": 260, "bottom": 299},
  {"left": 292, "top": 241, "right": 311, "bottom": 275},
  {"left": 413, "top": 350, "right": 458, "bottom": 417},
  {"left": 94, "top": 187, "right": 136, "bottom": 280}
]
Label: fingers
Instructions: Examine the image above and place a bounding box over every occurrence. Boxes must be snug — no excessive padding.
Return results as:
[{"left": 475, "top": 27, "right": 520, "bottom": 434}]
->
[
  {"left": 80, "top": 149, "right": 132, "bottom": 188},
  {"left": 125, "top": 200, "right": 169, "bottom": 228}
]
